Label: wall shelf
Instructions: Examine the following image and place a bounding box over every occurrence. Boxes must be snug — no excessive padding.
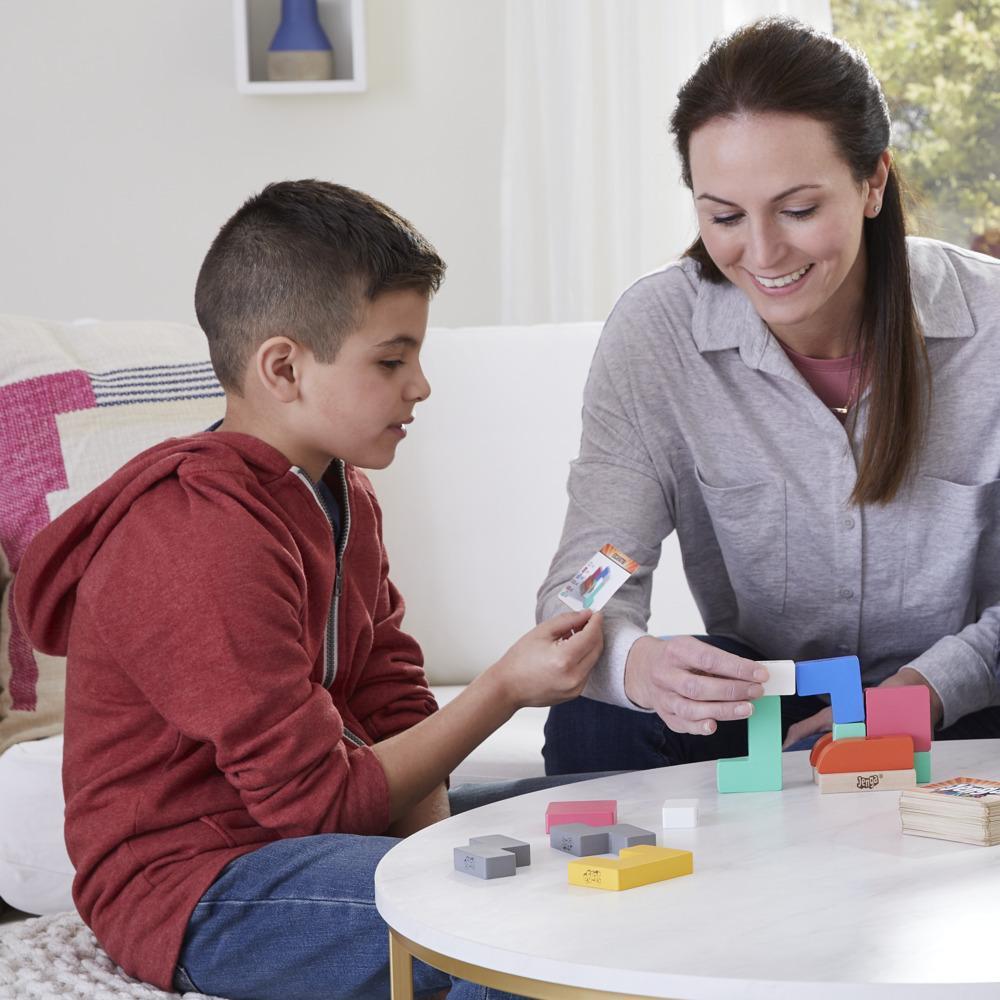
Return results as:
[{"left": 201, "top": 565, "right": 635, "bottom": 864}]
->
[{"left": 233, "top": 0, "right": 367, "bottom": 95}]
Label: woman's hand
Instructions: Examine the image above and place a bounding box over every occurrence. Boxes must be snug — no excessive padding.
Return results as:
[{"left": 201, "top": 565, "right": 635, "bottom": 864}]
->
[
  {"left": 782, "top": 665, "right": 944, "bottom": 749},
  {"left": 623, "top": 635, "right": 768, "bottom": 735}
]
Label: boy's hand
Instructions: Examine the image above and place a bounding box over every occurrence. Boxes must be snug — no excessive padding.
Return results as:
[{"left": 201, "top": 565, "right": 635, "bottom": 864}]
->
[{"left": 493, "top": 610, "right": 604, "bottom": 711}]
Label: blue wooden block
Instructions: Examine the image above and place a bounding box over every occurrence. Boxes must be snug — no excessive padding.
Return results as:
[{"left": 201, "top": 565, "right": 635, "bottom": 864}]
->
[{"left": 794, "top": 656, "right": 864, "bottom": 724}]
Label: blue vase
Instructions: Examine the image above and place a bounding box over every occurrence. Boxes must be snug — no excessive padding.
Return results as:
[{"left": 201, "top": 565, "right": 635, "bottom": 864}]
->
[{"left": 267, "top": 0, "right": 334, "bottom": 81}]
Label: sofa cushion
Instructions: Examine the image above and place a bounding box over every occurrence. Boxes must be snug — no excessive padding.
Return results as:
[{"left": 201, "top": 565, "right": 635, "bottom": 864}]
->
[
  {"left": 0, "top": 735, "right": 73, "bottom": 914},
  {"left": 0, "top": 315, "right": 224, "bottom": 753}
]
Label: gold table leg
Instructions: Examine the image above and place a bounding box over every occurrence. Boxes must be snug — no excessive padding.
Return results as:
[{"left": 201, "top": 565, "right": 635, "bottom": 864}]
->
[{"left": 389, "top": 927, "right": 415, "bottom": 1000}]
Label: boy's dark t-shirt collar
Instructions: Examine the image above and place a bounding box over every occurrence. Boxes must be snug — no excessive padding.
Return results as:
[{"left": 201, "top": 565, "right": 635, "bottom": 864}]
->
[{"left": 207, "top": 418, "right": 342, "bottom": 544}]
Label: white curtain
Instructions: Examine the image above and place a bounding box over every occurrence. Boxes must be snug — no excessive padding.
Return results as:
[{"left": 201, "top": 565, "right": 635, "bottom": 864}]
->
[{"left": 500, "top": 0, "right": 833, "bottom": 324}]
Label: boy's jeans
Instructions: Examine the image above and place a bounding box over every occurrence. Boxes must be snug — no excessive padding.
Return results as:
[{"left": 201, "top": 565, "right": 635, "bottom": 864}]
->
[{"left": 173, "top": 774, "right": 612, "bottom": 1000}]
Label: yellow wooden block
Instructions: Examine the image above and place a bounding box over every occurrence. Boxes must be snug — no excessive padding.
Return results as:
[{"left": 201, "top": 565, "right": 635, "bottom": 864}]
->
[{"left": 568, "top": 844, "right": 693, "bottom": 891}]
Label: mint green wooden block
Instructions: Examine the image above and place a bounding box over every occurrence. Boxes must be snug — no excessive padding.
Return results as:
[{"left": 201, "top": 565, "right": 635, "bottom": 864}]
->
[
  {"left": 914, "top": 750, "right": 931, "bottom": 784},
  {"left": 833, "top": 721, "right": 866, "bottom": 740},
  {"left": 717, "top": 695, "right": 782, "bottom": 793}
]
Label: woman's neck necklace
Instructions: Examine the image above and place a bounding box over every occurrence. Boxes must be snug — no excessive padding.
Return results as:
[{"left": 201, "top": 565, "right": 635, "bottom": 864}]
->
[{"left": 772, "top": 323, "right": 863, "bottom": 415}]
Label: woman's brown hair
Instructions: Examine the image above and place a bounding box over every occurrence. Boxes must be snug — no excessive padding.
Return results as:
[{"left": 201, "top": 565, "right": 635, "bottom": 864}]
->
[{"left": 670, "top": 17, "right": 929, "bottom": 506}]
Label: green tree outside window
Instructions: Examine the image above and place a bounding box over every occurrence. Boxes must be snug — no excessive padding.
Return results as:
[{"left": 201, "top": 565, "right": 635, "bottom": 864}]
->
[{"left": 831, "top": 0, "right": 999, "bottom": 257}]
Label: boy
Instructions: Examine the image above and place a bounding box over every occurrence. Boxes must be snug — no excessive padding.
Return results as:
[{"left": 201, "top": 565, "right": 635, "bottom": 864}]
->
[{"left": 14, "top": 180, "right": 603, "bottom": 999}]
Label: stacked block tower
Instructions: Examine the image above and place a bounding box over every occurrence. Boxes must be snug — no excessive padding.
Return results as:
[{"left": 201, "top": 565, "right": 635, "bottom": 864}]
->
[{"left": 717, "top": 655, "right": 933, "bottom": 794}]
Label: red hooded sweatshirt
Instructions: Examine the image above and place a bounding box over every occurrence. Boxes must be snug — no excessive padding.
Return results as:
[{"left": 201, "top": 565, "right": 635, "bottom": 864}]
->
[{"left": 13, "top": 432, "right": 437, "bottom": 989}]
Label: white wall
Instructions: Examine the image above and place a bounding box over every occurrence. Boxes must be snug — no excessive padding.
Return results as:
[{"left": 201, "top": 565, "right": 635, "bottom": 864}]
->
[{"left": 0, "top": 0, "right": 507, "bottom": 327}]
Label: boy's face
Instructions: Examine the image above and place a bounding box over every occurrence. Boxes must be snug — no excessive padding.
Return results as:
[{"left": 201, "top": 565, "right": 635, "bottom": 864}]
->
[{"left": 294, "top": 288, "right": 431, "bottom": 474}]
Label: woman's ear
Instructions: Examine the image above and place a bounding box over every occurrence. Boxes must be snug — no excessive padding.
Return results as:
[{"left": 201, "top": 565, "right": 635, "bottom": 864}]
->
[
  {"left": 865, "top": 149, "right": 892, "bottom": 218},
  {"left": 255, "top": 336, "right": 302, "bottom": 403}
]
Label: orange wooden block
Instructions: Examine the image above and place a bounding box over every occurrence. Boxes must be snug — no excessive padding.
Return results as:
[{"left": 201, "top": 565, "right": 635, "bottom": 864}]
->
[
  {"left": 814, "top": 735, "right": 914, "bottom": 774},
  {"left": 809, "top": 732, "right": 833, "bottom": 768}
]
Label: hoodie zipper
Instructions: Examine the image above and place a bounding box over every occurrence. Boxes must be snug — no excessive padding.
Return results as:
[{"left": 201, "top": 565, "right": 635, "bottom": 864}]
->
[{"left": 291, "top": 463, "right": 364, "bottom": 749}]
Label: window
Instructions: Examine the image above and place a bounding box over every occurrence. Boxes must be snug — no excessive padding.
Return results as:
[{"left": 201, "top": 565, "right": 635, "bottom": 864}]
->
[{"left": 832, "top": 0, "right": 999, "bottom": 257}]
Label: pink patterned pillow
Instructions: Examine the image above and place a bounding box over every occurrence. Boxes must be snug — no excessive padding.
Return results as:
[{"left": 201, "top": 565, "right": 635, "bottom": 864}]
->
[{"left": 0, "top": 315, "right": 225, "bottom": 753}]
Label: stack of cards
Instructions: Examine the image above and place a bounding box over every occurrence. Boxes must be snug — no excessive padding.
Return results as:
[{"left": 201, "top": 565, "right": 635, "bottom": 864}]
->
[
  {"left": 899, "top": 776, "right": 1000, "bottom": 847},
  {"left": 558, "top": 544, "right": 638, "bottom": 613}
]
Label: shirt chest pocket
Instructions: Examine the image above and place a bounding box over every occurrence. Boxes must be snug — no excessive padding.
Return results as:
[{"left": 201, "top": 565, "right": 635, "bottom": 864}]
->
[
  {"left": 695, "top": 469, "right": 787, "bottom": 613},
  {"left": 903, "top": 475, "right": 1000, "bottom": 616}
]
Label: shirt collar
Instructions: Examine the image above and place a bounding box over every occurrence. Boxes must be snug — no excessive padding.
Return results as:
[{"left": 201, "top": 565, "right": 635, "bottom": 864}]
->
[{"left": 689, "top": 237, "right": 976, "bottom": 369}]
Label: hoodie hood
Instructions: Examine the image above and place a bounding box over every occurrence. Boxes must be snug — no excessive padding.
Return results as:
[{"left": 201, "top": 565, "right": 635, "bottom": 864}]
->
[{"left": 14, "top": 432, "right": 300, "bottom": 658}]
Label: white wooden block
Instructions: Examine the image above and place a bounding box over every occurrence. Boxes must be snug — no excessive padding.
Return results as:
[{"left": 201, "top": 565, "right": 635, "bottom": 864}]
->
[
  {"left": 758, "top": 659, "right": 796, "bottom": 697},
  {"left": 661, "top": 798, "right": 699, "bottom": 828}
]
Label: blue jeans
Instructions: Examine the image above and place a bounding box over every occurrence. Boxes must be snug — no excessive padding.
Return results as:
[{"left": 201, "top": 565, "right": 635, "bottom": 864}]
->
[
  {"left": 543, "top": 635, "right": 1000, "bottom": 774},
  {"left": 173, "top": 774, "right": 612, "bottom": 1000}
]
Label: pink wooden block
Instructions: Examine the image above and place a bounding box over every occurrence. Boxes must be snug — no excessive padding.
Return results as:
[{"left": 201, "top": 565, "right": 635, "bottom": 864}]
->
[
  {"left": 864, "top": 686, "right": 932, "bottom": 751},
  {"left": 544, "top": 799, "right": 617, "bottom": 833}
]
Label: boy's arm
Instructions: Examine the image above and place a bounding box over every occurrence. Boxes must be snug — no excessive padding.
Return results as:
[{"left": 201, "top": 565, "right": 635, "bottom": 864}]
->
[
  {"left": 371, "top": 611, "right": 603, "bottom": 823},
  {"left": 95, "top": 495, "right": 395, "bottom": 838},
  {"left": 386, "top": 784, "right": 450, "bottom": 837}
]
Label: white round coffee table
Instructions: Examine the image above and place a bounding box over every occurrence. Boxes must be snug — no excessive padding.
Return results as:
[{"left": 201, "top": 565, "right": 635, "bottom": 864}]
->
[{"left": 375, "top": 739, "right": 1000, "bottom": 999}]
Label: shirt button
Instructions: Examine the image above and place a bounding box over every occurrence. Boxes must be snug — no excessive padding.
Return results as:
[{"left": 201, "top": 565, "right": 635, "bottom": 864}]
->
[
  {"left": 843, "top": 516, "right": 855, "bottom": 529},
  {"left": 839, "top": 587, "right": 854, "bottom": 599}
]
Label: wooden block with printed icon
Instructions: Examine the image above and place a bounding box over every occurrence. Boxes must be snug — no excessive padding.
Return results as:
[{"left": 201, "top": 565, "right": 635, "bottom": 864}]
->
[
  {"left": 817, "top": 769, "right": 917, "bottom": 793},
  {"left": 568, "top": 845, "right": 693, "bottom": 891}
]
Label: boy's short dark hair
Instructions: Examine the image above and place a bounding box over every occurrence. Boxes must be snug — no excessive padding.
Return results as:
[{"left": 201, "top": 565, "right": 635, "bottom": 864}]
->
[{"left": 195, "top": 179, "right": 446, "bottom": 392}]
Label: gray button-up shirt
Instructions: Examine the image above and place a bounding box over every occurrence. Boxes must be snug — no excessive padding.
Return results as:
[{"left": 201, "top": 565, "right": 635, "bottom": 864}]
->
[{"left": 538, "top": 237, "right": 1000, "bottom": 727}]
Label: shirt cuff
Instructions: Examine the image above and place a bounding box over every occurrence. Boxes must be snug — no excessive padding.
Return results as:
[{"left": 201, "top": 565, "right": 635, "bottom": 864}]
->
[
  {"left": 907, "top": 635, "right": 997, "bottom": 730},
  {"left": 581, "top": 620, "right": 654, "bottom": 712}
]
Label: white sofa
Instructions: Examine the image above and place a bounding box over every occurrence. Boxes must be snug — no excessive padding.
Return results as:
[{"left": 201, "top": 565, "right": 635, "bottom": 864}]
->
[{"left": 0, "top": 317, "right": 702, "bottom": 916}]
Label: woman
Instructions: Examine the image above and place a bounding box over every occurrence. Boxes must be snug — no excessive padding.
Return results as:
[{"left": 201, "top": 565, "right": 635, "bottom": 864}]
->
[{"left": 538, "top": 16, "right": 1000, "bottom": 774}]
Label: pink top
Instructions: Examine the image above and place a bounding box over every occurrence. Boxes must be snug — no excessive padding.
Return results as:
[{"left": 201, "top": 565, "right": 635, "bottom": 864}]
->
[{"left": 780, "top": 342, "right": 861, "bottom": 420}]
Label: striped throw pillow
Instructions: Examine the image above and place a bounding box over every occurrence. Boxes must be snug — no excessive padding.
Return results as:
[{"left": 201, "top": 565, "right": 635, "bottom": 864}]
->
[{"left": 0, "top": 315, "right": 224, "bottom": 752}]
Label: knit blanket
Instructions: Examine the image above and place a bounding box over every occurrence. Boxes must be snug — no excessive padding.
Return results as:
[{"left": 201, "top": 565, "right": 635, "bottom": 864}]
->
[{"left": 0, "top": 911, "right": 221, "bottom": 999}]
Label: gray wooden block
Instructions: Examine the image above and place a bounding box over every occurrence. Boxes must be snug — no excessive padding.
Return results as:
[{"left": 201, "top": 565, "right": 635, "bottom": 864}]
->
[
  {"left": 549, "top": 823, "right": 612, "bottom": 856},
  {"left": 606, "top": 823, "right": 657, "bottom": 851},
  {"left": 468, "top": 834, "right": 531, "bottom": 867},
  {"left": 453, "top": 844, "right": 517, "bottom": 879}
]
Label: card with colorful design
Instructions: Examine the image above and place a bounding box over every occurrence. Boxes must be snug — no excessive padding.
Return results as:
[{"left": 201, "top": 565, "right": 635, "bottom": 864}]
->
[
  {"left": 558, "top": 544, "right": 638, "bottom": 612},
  {"left": 920, "top": 777, "right": 1000, "bottom": 800}
]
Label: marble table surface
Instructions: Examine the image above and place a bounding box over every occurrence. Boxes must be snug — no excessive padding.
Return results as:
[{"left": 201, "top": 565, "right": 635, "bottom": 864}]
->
[{"left": 375, "top": 739, "right": 1000, "bottom": 998}]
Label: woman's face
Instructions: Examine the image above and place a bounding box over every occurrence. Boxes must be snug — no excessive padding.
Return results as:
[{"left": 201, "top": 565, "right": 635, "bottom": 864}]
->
[{"left": 688, "top": 112, "right": 886, "bottom": 353}]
